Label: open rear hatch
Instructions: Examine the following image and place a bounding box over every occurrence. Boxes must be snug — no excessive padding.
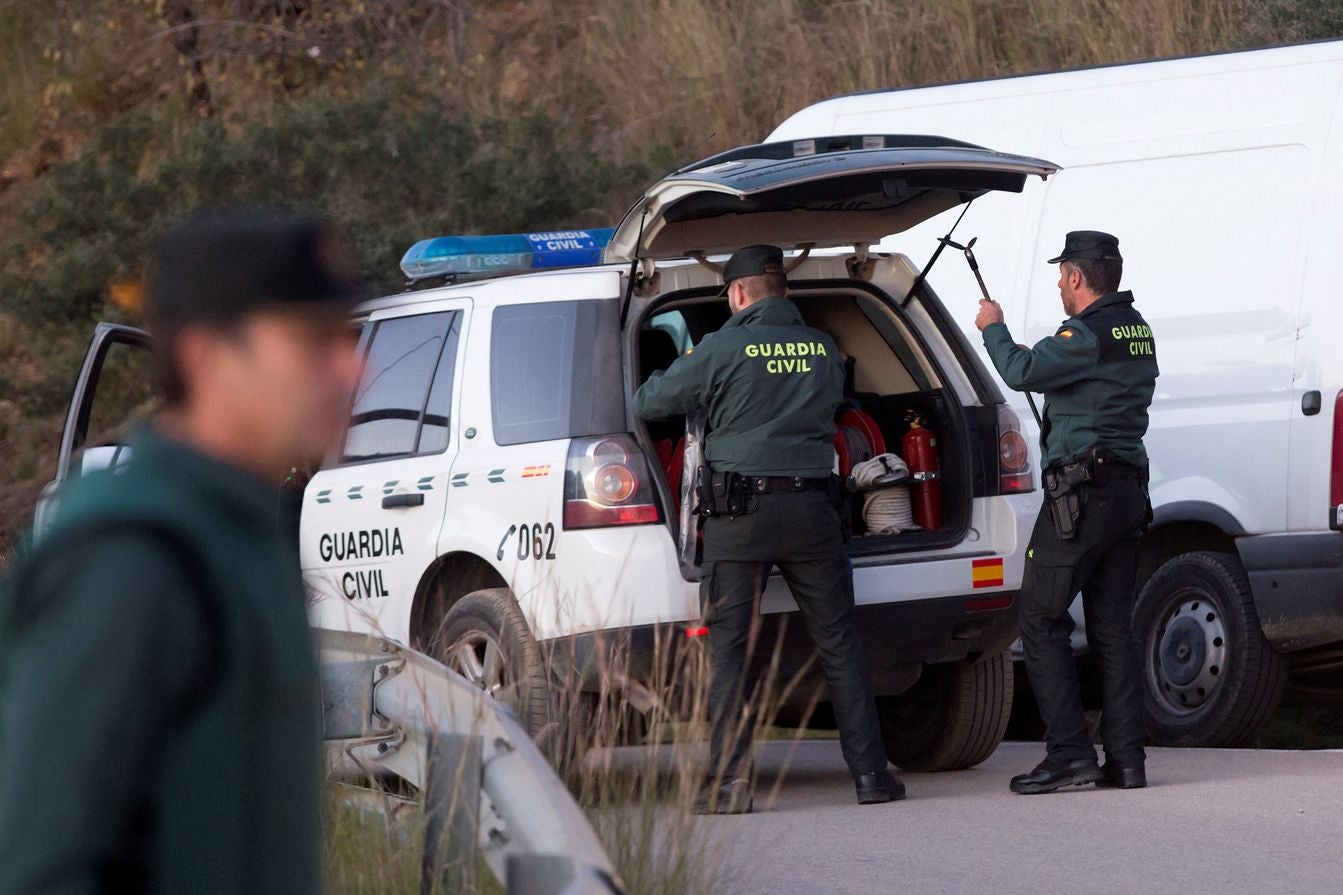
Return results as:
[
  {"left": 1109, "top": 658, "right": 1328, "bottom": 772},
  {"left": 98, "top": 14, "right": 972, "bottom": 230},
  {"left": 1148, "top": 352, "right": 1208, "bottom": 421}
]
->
[
  {"left": 620, "top": 135, "right": 1057, "bottom": 578},
  {"left": 605, "top": 134, "right": 1057, "bottom": 263}
]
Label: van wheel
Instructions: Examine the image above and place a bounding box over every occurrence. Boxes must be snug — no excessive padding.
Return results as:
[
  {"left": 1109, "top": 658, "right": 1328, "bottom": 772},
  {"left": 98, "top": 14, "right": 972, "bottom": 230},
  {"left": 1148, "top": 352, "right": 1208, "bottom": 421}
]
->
[
  {"left": 878, "top": 650, "right": 1013, "bottom": 772},
  {"left": 1135, "top": 552, "right": 1286, "bottom": 747},
  {"left": 434, "top": 588, "right": 553, "bottom": 739}
]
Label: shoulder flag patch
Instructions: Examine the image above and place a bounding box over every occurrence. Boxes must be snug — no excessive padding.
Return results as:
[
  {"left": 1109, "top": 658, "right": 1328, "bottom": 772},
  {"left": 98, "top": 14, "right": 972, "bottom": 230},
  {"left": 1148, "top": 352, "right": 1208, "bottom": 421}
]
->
[{"left": 1058, "top": 329, "right": 1074, "bottom": 339}]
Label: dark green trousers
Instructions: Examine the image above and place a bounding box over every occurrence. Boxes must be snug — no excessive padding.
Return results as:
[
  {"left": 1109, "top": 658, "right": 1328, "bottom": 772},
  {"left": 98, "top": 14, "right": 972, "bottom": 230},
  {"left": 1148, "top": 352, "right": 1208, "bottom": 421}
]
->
[{"left": 700, "top": 490, "right": 887, "bottom": 781}]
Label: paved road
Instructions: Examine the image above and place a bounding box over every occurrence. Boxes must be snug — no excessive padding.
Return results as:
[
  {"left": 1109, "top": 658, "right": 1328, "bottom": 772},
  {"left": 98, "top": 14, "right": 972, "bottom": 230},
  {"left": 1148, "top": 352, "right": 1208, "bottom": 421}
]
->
[{"left": 616, "top": 739, "right": 1343, "bottom": 895}]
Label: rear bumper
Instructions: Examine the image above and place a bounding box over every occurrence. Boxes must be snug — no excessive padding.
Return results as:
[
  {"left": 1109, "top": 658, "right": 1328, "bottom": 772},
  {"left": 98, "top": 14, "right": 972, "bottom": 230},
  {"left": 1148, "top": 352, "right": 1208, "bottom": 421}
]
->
[
  {"left": 552, "top": 593, "right": 1019, "bottom": 696},
  {"left": 1237, "top": 531, "right": 1343, "bottom": 652}
]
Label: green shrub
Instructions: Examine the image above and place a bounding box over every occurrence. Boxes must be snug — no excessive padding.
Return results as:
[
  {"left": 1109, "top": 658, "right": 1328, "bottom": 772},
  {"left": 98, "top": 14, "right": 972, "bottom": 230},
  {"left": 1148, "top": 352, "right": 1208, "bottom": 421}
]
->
[{"left": 0, "top": 83, "right": 670, "bottom": 416}]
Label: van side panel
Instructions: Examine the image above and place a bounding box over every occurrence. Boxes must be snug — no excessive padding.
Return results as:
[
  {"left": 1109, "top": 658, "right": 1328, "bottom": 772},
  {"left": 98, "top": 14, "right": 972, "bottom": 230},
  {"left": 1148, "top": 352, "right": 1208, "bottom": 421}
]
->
[{"left": 772, "top": 45, "right": 1343, "bottom": 537}]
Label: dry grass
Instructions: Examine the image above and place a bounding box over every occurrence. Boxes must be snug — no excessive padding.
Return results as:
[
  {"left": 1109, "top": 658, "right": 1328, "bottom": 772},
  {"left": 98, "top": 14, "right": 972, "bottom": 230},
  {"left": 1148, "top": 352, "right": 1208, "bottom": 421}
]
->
[
  {"left": 0, "top": 1, "right": 1282, "bottom": 174},
  {"left": 560, "top": 0, "right": 1251, "bottom": 158},
  {"left": 319, "top": 613, "right": 833, "bottom": 894}
]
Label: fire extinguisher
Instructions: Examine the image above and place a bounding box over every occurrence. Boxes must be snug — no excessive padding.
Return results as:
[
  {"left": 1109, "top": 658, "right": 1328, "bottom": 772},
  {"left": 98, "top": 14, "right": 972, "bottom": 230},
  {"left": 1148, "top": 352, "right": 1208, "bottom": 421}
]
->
[{"left": 902, "top": 414, "right": 942, "bottom": 530}]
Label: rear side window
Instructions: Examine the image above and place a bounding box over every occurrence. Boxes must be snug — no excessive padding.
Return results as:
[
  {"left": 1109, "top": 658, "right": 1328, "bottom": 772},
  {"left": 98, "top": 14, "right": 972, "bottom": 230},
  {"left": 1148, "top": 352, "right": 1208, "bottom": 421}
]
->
[
  {"left": 342, "top": 310, "right": 462, "bottom": 463},
  {"left": 490, "top": 299, "right": 624, "bottom": 445}
]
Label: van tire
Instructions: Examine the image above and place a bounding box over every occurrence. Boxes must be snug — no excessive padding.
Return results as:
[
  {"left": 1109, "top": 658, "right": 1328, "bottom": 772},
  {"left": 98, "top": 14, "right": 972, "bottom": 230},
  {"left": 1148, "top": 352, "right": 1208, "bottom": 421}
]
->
[
  {"left": 433, "top": 588, "right": 553, "bottom": 740},
  {"left": 1135, "top": 551, "right": 1286, "bottom": 747},
  {"left": 878, "top": 650, "right": 1013, "bottom": 772}
]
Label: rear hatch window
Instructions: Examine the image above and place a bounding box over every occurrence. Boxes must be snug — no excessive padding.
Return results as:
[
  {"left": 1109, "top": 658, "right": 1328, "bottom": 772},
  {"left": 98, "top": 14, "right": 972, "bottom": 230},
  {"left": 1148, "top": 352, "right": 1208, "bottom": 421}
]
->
[{"left": 606, "top": 135, "right": 1057, "bottom": 262}]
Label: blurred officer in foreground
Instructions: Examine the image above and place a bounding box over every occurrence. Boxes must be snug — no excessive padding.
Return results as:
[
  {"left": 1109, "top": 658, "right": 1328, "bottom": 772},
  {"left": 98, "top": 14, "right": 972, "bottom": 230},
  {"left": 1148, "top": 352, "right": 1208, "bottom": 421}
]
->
[
  {"left": 974, "top": 231, "right": 1158, "bottom": 794},
  {"left": 0, "top": 207, "right": 364, "bottom": 892},
  {"left": 636, "top": 245, "right": 903, "bottom": 814}
]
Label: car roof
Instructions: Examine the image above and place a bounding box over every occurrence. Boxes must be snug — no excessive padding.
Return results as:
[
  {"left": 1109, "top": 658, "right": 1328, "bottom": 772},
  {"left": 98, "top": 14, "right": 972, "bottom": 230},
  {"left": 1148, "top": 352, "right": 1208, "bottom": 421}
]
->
[{"left": 356, "top": 263, "right": 634, "bottom": 316}]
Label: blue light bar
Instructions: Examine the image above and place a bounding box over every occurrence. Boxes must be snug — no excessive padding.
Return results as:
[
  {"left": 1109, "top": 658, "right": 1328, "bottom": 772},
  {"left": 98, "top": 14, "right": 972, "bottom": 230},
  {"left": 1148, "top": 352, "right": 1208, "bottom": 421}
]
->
[{"left": 400, "top": 227, "right": 615, "bottom": 281}]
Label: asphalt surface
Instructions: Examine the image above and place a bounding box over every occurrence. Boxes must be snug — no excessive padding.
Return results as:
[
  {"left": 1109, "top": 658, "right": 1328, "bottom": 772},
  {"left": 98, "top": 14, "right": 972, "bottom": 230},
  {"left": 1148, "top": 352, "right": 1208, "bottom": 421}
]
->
[{"left": 616, "top": 739, "right": 1343, "bottom": 895}]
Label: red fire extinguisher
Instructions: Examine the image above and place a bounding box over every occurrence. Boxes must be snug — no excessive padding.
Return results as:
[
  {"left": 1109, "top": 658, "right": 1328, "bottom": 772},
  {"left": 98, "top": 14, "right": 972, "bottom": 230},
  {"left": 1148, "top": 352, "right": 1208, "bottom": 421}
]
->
[{"left": 902, "top": 414, "right": 942, "bottom": 530}]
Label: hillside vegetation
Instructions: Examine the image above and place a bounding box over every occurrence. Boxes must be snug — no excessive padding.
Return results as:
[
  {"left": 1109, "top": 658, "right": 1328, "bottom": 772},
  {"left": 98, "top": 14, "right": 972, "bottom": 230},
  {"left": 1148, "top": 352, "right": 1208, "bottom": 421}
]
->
[{"left": 0, "top": 0, "right": 1338, "bottom": 545}]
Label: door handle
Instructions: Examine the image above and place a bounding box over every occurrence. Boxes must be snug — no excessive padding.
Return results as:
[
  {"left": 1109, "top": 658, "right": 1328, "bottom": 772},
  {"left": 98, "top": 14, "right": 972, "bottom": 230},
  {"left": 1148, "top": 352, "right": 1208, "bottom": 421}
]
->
[
  {"left": 1303, "top": 390, "right": 1322, "bottom": 416},
  {"left": 382, "top": 493, "right": 425, "bottom": 509}
]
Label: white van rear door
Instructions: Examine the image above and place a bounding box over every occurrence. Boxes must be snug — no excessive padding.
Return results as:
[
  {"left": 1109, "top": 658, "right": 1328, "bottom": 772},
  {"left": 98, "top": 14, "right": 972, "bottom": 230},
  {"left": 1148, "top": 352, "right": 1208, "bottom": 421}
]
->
[{"left": 606, "top": 135, "right": 1057, "bottom": 263}]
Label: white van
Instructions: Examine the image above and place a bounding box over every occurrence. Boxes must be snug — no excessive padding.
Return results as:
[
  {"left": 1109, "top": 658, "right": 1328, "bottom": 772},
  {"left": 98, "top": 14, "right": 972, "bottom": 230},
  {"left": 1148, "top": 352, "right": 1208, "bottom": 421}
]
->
[
  {"left": 42, "top": 136, "right": 1058, "bottom": 771},
  {"left": 768, "top": 40, "right": 1343, "bottom": 747}
]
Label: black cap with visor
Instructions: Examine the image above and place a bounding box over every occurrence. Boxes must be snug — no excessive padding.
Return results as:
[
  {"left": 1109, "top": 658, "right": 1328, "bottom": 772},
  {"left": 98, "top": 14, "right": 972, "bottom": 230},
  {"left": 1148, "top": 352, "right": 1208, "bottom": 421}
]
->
[{"left": 148, "top": 206, "right": 366, "bottom": 325}]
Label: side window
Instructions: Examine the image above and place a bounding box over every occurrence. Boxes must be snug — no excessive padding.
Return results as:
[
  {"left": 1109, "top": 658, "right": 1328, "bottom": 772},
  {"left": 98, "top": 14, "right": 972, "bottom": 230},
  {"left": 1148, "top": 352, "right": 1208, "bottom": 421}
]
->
[
  {"left": 490, "top": 299, "right": 624, "bottom": 446},
  {"left": 341, "top": 311, "right": 460, "bottom": 463}
]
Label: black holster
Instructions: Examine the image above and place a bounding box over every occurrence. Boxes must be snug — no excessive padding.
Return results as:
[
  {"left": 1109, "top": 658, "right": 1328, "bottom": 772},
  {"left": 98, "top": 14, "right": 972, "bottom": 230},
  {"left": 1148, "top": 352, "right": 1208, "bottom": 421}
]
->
[
  {"left": 1043, "top": 458, "right": 1093, "bottom": 540},
  {"left": 697, "top": 469, "right": 760, "bottom": 518}
]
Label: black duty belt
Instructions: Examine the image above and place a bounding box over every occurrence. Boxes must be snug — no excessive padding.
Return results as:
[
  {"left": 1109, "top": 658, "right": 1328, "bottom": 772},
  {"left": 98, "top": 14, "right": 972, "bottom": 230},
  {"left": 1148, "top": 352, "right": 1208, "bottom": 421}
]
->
[
  {"left": 744, "top": 475, "right": 831, "bottom": 494},
  {"left": 1051, "top": 448, "right": 1144, "bottom": 479}
]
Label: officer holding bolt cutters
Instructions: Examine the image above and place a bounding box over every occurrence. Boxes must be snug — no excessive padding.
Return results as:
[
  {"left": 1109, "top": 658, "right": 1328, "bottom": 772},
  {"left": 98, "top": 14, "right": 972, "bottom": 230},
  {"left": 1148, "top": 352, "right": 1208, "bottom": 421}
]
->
[
  {"left": 635, "top": 244, "right": 903, "bottom": 814},
  {"left": 974, "top": 230, "right": 1158, "bottom": 794}
]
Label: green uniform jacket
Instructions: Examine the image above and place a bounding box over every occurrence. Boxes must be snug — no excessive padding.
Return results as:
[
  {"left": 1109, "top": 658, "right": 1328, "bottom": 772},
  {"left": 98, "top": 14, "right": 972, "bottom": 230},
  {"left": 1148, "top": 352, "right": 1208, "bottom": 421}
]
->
[
  {"left": 982, "top": 290, "right": 1158, "bottom": 468},
  {"left": 635, "top": 297, "right": 843, "bottom": 477},
  {"left": 0, "top": 429, "right": 321, "bottom": 895}
]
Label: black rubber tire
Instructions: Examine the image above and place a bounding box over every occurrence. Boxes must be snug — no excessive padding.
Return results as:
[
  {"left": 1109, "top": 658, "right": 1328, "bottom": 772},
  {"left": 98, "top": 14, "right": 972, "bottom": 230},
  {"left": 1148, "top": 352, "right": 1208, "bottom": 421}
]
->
[
  {"left": 433, "top": 588, "right": 553, "bottom": 739},
  {"left": 1135, "top": 551, "right": 1286, "bottom": 747},
  {"left": 878, "top": 650, "right": 1014, "bottom": 772}
]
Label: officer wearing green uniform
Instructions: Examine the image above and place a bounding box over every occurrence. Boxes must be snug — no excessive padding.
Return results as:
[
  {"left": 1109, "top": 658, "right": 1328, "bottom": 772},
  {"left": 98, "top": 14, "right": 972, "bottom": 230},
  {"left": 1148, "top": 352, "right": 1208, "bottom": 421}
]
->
[
  {"left": 0, "top": 208, "right": 364, "bottom": 892},
  {"left": 636, "top": 245, "right": 903, "bottom": 814},
  {"left": 974, "top": 231, "right": 1158, "bottom": 794}
]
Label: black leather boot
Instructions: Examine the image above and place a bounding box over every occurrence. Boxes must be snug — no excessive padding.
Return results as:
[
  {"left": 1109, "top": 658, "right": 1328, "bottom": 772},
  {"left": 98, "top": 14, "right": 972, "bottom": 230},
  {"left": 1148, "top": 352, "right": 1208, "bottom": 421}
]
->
[
  {"left": 691, "top": 778, "right": 753, "bottom": 815},
  {"left": 855, "top": 769, "right": 906, "bottom": 804},
  {"left": 1096, "top": 762, "right": 1147, "bottom": 789},
  {"left": 1010, "top": 758, "right": 1102, "bottom": 794}
]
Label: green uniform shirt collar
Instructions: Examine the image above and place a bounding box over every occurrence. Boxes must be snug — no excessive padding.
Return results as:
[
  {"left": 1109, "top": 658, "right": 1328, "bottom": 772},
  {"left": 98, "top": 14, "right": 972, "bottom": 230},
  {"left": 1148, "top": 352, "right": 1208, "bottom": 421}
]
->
[
  {"left": 131, "top": 425, "right": 281, "bottom": 521},
  {"left": 1075, "top": 290, "right": 1134, "bottom": 319},
  {"left": 722, "top": 296, "right": 803, "bottom": 329}
]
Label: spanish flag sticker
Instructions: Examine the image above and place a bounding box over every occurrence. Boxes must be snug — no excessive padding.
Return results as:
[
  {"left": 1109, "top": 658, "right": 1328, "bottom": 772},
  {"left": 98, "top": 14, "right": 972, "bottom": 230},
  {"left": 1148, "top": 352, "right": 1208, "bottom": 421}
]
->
[{"left": 972, "top": 558, "right": 1005, "bottom": 589}]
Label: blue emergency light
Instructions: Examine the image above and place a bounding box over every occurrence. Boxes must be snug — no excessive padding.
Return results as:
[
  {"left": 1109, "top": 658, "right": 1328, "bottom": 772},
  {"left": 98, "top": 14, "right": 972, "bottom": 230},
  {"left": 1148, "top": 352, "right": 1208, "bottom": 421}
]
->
[{"left": 400, "top": 227, "right": 615, "bottom": 282}]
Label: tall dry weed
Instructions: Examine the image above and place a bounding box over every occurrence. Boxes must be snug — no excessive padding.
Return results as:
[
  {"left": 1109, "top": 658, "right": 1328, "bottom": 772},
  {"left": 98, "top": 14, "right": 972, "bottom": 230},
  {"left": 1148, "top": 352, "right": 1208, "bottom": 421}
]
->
[
  {"left": 1, "top": 1, "right": 1280, "bottom": 172},
  {"left": 556, "top": 0, "right": 1251, "bottom": 159}
]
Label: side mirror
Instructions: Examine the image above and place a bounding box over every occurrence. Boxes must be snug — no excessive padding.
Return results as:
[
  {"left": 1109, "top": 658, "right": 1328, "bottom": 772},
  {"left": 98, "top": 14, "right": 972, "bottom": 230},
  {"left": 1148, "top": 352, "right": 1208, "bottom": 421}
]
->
[{"left": 77, "top": 444, "right": 134, "bottom": 478}]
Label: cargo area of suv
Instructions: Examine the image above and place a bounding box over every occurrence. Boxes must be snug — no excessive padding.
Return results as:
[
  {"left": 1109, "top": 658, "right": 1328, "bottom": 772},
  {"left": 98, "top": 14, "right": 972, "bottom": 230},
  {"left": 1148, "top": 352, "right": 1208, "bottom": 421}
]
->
[{"left": 636, "top": 280, "right": 980, "bottom": 560}]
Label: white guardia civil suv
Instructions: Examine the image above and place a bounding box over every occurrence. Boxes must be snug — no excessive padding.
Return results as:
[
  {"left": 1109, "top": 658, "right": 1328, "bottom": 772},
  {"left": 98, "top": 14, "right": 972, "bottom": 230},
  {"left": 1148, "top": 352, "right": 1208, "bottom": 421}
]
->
[{"left": 45, "top": 135, "right": 1058, "bottom": 770}]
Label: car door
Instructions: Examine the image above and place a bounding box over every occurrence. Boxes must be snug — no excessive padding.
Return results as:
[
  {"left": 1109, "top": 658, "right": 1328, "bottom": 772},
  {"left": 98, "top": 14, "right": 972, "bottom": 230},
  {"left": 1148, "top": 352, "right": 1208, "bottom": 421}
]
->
[
  {"left": 34, "top": 323, "right": 154, "bottom": 538},
  {"left": 609, "top": 134, "right": 1060, "bottom": 574},
  {"left": 303, "top": 298, "right": 472, "bottom": 644}
]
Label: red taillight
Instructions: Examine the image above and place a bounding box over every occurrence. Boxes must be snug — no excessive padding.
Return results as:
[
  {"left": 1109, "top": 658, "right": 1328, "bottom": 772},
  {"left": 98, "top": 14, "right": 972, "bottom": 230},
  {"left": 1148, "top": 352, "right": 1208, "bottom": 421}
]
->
[
  {"left": 564, "top": 434, "right": 662, "bottom": 529},
  {"left": 1330, "top": 391, "right": 1343, "bottom": 528},
  {"left": 996, "top": 404, "right": 1034, "bottom": 494},
  {"left": 966, "top": 596, "right": 1014, "bottom": 612},
  {"left": 685, "top": 625, "right": 709, "bottom": 638}
]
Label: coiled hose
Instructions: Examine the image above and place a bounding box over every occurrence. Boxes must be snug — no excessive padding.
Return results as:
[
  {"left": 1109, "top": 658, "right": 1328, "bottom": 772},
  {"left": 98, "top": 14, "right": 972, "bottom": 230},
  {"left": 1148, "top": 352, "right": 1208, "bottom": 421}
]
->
[{"left": 850, "top": 453, "right": 916, "bottom": 535}]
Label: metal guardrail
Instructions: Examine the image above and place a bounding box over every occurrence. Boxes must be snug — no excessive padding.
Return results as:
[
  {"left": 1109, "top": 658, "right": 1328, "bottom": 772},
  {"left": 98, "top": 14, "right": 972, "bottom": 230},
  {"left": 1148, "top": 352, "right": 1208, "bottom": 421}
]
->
[{"left": 317, "top": 628, "right": 624, "bottom": 894}]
